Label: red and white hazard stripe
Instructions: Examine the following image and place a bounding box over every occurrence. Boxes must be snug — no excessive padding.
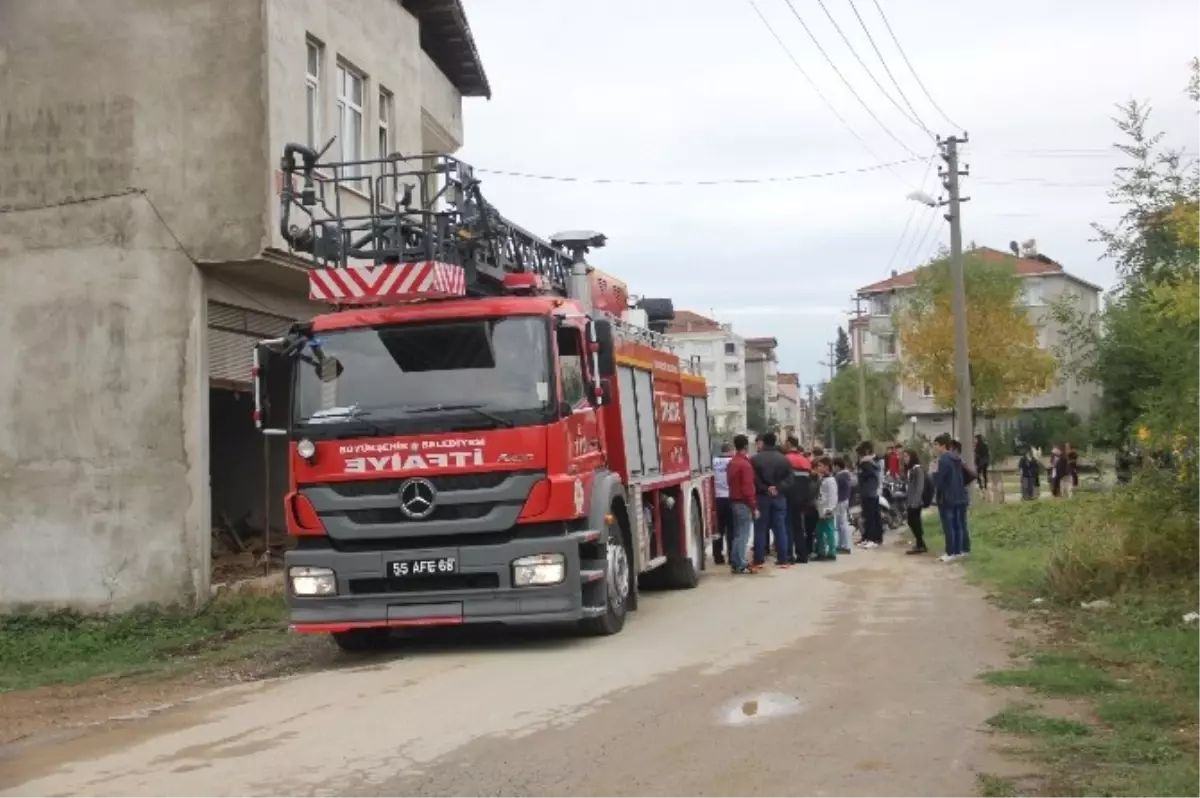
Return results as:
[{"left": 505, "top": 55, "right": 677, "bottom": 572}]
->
[{"left": 308, "top": 262, "right": 467, "bottom": 304}]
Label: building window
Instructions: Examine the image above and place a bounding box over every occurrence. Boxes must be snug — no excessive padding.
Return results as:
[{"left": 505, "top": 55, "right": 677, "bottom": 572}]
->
[
  {"left": 726, "top": 386, "right": 741, "bottom": 398},
  {"left": 870, "top": 294, "right": 891, "bottom": 316},
  {"left": 305, "top": 39, "right": 323, "bottom": 148},
  {"left": 337, "top": 63, "right": 365, "bottom": 183},
  {"left": 1021, "top": 280, "right": 1045, "bottom": 307},
  {"left": 724, "top": 342, "right": 736, "bottom": 355},
  {"left": 377, "top": 88, "right": 395, "bottom": 201},
  {"left": 921, "top": 382, "right": 934, "bottom": 398}
]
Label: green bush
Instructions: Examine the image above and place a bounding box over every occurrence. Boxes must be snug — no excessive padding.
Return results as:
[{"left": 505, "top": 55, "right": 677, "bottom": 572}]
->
[{"left": 1043, "top": 471, "right": 1199, "bottom": 603}]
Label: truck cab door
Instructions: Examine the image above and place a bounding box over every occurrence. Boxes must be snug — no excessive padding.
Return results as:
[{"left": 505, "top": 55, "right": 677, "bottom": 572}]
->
[{"left": 555, "top": 323, "right": 601, "bottom": 485}]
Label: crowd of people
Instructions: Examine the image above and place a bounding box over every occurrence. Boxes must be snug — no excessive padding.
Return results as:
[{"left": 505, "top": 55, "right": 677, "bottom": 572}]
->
[
  {"left": 1016, "top": 443, "right": 1081, "bottom": 499},
  {"left": 711, "top": 431, "right": 986, "bottom": 573}
]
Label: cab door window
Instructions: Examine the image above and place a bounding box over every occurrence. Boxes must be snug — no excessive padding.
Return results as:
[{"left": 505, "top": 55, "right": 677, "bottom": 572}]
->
[{"left": 556, "top": 325, "right": 587, "bottom": 410}]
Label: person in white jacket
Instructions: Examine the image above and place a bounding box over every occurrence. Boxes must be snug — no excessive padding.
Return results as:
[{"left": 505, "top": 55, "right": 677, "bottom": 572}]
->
[{"left": 814, "top": 457, "right": 840, "bottom": 561}]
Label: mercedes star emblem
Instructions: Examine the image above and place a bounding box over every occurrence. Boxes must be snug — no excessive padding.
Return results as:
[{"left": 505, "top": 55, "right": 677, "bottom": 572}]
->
[{"left": 398, "top": 477, "right": 438, "bottom": 520}]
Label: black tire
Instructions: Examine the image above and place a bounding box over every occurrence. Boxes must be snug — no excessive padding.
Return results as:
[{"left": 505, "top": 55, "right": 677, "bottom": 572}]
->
[
  {"left": 664, "top": 497, "right": 704, "bottom": 590},
  {"left": 331, "top": 628, "right": 390, "bottom": 652},
  {"left": 580, "top": 514, "right": 629, "bottom": 636}
]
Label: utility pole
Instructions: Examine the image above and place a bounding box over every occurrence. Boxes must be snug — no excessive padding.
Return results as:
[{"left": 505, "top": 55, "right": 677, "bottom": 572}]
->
[
  {"left": 850, "top": 295, "right": 869, "bottom": 442},
  {"left": 940, "top": 133, "right": 975, "bottom": 471},
  {"left": 818, "top": 340, "right": 837, "bottom": 452},
  {"left": 805, "top": 384, "right": 817, "bottom": 449}
]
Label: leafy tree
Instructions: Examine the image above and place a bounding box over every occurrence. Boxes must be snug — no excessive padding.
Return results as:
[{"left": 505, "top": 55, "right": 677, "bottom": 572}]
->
[
  {"left": 819, "top": 365, "right": 901, "bottom": 449},
  {"left": 834, "top": 327, "right": 852, "bottom": 371},
  {"left": 894, "top": 252, "right": 1056, "bottom": 418},
  {"left": 1054, "top": 62, "right": 1199, "bottom": 452}
]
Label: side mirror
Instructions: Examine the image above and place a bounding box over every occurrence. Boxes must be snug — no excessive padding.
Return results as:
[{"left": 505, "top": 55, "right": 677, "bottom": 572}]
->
[
  {"left": 592, "top": 318, "right": 616, "bottom": 378},
  {"left": 314, "top": 351, "right": 343, "bottom": 383},
  {"left": 254, "top": 341, "right": 293, "bottom": 435}
]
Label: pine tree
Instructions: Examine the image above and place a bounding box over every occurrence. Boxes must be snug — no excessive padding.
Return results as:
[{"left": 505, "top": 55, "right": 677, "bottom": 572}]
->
[{"left": 834, "top": 327, "right": 852, "bottom": 372}]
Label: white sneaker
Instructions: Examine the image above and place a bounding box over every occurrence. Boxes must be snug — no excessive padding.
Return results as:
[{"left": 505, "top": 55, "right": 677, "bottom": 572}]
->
[
  {"left": 937, "top": 554, "right": 955, "bottom": 562},
  {"left": 863, "top": 541, "right": 879, "bottom": 549}
]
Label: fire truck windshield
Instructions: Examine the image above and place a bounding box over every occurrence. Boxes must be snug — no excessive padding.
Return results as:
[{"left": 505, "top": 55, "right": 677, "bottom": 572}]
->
[{"left": 293, "top": 316, "right": 553, "bottom": 434}]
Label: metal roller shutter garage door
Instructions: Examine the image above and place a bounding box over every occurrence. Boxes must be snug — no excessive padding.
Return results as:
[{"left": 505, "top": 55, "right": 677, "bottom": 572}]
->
[{"left": 208, "top": 301, "right": 295, "bottom": 389}]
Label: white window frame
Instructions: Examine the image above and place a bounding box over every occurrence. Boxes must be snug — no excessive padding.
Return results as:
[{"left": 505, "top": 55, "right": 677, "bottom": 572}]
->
[
  {"left": 305, "top": 38, "right": 323, "bottom": 149},
  {"left": 377, "top": 87, "right": 396, "bottom": 203},
  {"left": 1021, "top": 280, "right": 1045, "bottom": 307},
  {"left": 337, "top": 62, "right": 366, "bottom": 186},
  {"left": 921, "top": 382, "right": 934, "bottom": 398},
  {"left": 871, "top": 294, "right": 891, "bottom": 316}
]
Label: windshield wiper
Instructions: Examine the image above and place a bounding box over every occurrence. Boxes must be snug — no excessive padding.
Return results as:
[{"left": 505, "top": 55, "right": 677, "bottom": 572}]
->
[
  {"left": 403, "top": 403, "right": 515, "bottom": 428},
  {"left": 303, "top": 405, "right": 389, "bottom": 436}
]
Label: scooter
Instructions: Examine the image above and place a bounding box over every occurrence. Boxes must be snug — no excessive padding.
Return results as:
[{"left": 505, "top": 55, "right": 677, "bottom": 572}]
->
[{"left": 882, "top": 475, "right": 907, "bottom": 530}]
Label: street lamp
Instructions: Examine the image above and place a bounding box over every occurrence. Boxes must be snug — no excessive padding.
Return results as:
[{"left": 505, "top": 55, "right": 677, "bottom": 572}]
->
[{"left": 909, "top": 415, "right": 918, "bottom": 440}]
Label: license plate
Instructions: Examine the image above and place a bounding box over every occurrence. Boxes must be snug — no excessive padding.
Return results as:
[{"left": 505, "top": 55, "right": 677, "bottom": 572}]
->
[{"left": 387, "top": 557, "right": 458, "bottom": 578}]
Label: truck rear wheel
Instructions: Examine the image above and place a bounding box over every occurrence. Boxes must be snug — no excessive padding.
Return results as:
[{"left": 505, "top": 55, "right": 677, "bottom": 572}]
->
[
  {"left": 663, "top": 496, "right": 704, "bottom": 589},
  {"left": 331, "top": 628, "right": 390, "bottom": 653},
  {"left": 580, "top": 516, "right": 629, "bottom": 636}
]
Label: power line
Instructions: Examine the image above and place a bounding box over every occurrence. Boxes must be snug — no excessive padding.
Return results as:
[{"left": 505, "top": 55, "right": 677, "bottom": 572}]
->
[
  {"left": 906, "top": 207, "right": 940, "bottom": 267},
  {"left": 745, "top": 0, "right": 917, "bottom": 187},
  {"left": 813, "top": 0, "right": 932, "bottom": 137},
  {"left": 844, "top": 0, "right": 933, "bottom": 135},
  {"left": 473, "top": 156, "right": 925, "bottom": 185},
  {"left": 882, "top": 155, "right": 936, "bottom": 274},
  {"left": 869, "top": 0, "right": 963, "bottom": 131},
  {"left": 779, "top": 0, "right": 923, "bottom": 157}
]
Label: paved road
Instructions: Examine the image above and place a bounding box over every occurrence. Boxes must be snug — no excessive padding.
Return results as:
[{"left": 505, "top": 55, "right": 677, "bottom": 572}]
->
[{"left": 1, "top": 547, "right": 1016, "bottom": 797}]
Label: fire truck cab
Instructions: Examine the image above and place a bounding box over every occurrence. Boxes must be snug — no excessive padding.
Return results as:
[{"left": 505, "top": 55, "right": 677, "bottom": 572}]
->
[{"left": 255, "top": 143, "right": 715, "bottom": 650}]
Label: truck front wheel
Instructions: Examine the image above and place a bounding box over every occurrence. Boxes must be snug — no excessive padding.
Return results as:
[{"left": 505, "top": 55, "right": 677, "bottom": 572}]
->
[{"left": 580, "top": 515, "right": 629, "bottom": 636}]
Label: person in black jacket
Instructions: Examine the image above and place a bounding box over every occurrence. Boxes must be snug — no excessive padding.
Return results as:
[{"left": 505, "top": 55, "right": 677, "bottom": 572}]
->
[
  {"left": 974, "top": 434, "right": 991, "bottom": 491},
  {"left": 1018, "top": 450, "right": 1041, "bottom": 500},
  {"left": 855, "top": 441, "right": 884, "bottom": 548},
  {"left": 751, "top": 432, "right": 795, "bottom": 568}
]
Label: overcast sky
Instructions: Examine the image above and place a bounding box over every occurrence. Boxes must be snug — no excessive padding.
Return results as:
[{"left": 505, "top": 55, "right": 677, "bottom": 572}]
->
[{"left": 459, "top": 0, "right": 1198, "bottom": 385}]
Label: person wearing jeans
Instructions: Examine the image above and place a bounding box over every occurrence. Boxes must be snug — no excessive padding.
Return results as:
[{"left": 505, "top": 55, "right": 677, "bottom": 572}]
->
[
  {"left": 833, "top": 457, "right": 853, "bottom": 554},
  {"left": 751, "top": 432, "right": 795, "bottom": 569},
  {"left": 725, "top": 434, "right": 757, "bottom": 574},
  {"left": 932, "top": 433, "right": 968, "bottom": 561}
]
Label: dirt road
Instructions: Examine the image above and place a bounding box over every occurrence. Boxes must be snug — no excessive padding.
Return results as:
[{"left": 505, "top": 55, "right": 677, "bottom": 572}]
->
[{"left": 0, "top": 546, "right": 1019, "bottom": 797}]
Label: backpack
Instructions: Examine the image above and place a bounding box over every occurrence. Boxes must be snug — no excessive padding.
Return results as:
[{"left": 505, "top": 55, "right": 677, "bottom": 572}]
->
[{"left": 921, "top": 469, "right": 935, "bottom": 508}]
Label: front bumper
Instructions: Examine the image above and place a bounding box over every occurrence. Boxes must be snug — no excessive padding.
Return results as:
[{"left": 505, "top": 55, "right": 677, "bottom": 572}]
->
[{"left": 285, "top": 529, "right": 603, "bottom": 632}]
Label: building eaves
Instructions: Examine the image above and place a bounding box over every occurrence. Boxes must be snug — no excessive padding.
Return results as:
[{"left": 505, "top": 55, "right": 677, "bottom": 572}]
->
[
  {"left": 402, "top": 0, "right": 491, "bottom": 99},
  {"left": 666, "top": 309, "right": 724, "bottom": 334},
  {"left": 856, "top": 246, "right": 1101, "bottom": 295}
]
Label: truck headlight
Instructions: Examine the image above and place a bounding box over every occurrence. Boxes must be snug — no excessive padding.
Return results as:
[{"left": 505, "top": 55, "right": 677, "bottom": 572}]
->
[
  {"left": 289, "top": 566, "right": 336, "bottom": 596},
  {"left": 512, "top": 554, "right": 566, "bottom": 587},
  {"left": 296, "top": 438, "right": 317, "bottom": 461}
]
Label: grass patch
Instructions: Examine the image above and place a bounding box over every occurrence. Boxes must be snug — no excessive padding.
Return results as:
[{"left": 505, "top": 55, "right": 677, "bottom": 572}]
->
[
  {"left": 976, "top": 772, "right": 1020, "bottom": 797},
  {"left": 957, "top": 487, "right": 1199, "bottom": 797},
  {"left": 0, "top": 592, "right": 290, "bottom": 692},
  {"left": 988, "top": 704, "right": 1092, "bottom": 738},
  {"left": 982, "top": 651, "right": 1120, "bottom": 696}
]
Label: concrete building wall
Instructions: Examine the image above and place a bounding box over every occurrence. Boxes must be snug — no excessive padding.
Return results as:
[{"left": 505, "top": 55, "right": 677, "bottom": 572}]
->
[
  {"left": 0, "top": 195, "right": 208, "bottom": 612},
  {"left": 0, "top": 0, "right": 271, "bottom": 262}
]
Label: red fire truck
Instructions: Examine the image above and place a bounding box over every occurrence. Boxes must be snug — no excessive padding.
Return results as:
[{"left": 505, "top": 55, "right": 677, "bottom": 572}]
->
[{"left": 254, "top": 143, "right": 716, "bottom": 650}]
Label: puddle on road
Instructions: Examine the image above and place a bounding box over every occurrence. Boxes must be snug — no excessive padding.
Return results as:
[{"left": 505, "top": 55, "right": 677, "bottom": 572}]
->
[{"left": 716, "top": 692, "right": 805, "bottom": 727}]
